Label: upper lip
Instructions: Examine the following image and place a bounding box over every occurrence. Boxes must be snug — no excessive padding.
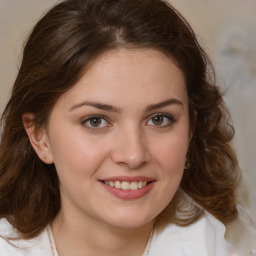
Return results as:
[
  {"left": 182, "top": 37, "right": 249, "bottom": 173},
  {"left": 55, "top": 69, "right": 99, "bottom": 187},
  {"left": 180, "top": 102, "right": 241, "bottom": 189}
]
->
[{"left": 99, "top": 176, "right": 155, "bottom": 182}]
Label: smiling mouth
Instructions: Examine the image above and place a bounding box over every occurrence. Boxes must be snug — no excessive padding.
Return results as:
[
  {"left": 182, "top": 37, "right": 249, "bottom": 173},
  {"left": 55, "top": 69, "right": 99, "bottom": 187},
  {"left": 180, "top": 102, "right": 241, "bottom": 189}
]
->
[{"left": 100, "top": 180, "right": 154, "bottom": 191}]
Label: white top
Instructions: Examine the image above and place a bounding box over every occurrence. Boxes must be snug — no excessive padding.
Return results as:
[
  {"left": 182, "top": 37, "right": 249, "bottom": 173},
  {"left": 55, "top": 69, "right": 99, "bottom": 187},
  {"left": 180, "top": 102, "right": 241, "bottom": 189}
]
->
[
  {"left": 0, "top": 213, "right": 233, "bottom": 256},
  {"left": 143, "top": 212, "right": 232, "bottom": 256}
]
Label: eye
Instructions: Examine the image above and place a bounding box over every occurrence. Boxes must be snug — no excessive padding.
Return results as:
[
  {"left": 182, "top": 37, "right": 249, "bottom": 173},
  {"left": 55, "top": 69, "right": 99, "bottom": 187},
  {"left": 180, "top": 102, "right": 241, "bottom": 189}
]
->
[
  {"left": 81, "top": 115, "right": 110, "bottom": 129},
  {"left": 147, "top": 114, "right": 175, "bottom": 127}
]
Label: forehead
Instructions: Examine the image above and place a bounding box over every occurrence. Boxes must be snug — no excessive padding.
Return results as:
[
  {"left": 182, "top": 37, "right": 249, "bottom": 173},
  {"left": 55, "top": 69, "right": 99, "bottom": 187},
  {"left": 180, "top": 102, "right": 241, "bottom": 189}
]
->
[{"left": 54, "top": 48, "right": 187, "bottom": 110}]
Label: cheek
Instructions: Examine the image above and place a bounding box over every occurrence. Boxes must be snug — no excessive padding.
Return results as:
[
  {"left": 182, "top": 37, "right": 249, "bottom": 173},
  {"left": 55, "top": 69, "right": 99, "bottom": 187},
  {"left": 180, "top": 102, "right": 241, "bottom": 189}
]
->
[
  {"left": 50, "top": 131, "right": 110, "bottom": 178},
  {"left": 151, "top": 134, "right": 189, "bottom": 172},
  {"left": 148, "top": 136, "right": 188, "bottom": 217}
]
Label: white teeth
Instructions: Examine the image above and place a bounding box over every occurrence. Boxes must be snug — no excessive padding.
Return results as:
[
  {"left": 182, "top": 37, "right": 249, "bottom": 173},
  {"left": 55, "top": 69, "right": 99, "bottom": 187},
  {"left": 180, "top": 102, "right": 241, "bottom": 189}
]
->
[
  {"left": 104, "top": 180, "right": 149, "bottom": 190},
  {"left": 130, "top": 181, "right": 138, "bottom": 190},
  {"left": 114, "top": 181, "right": 121, "bottom": 189},
  {"left": 121, "top": 181, "right": 130, "bottom": 190}
]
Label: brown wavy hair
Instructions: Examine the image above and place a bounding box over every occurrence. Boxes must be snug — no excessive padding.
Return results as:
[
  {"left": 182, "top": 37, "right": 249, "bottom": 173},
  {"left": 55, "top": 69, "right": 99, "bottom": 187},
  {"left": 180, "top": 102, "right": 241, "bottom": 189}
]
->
[{"left": 0, "top": 0, "right": 239, "bottom": 239}]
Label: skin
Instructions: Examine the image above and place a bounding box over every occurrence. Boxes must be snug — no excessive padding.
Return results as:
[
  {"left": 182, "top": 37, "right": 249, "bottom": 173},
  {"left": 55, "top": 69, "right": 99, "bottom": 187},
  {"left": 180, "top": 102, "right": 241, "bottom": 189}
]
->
[{"left": 24, "top": 48, "right": 191, "bottom": 256}]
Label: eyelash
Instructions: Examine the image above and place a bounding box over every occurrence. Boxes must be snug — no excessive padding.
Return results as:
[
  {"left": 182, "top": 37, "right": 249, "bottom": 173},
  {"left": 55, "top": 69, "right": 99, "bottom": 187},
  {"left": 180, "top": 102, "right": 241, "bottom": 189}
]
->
[
  {"left": 80, "top": 115, "right": 111, "bottom": 131},
  {"left": 80, "top": 113, "right": 176, "bottom": 131},
  {"left": 146, "top": 113, "right": 176, "bottom": 128}
]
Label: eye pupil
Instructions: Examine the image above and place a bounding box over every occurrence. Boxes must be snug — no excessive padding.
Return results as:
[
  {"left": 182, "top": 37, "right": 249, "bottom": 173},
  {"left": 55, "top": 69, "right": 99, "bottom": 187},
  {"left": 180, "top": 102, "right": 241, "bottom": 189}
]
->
[
  {"left": 152, "top": 115, "right": 163, "bottom": 125},
  {"left": 90, "top": 117, "right": 101, "bottom": 127}
]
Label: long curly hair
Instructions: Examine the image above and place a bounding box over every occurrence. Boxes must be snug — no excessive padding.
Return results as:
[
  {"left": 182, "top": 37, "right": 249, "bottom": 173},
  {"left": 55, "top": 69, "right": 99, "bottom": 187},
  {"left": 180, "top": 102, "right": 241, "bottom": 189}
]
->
[{"left": 0, "top": 0, "right": 239, "bottom": 238}]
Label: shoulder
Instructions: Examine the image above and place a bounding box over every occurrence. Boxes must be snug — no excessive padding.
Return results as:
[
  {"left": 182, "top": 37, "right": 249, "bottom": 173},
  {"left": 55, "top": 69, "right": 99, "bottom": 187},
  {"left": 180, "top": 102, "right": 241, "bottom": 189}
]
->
[
  {"left": 0, "top": 218, "right": 52, "bottom": 256},
  {"left": 149, "top": 212, "right": 232, "bottom": 256}
]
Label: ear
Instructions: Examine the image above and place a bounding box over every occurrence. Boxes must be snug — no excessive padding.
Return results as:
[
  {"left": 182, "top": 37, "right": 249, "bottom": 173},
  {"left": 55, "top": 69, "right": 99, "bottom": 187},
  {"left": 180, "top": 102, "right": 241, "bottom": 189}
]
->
[{"left": 22, "top": 113, "right": 54, "bottom": 164}]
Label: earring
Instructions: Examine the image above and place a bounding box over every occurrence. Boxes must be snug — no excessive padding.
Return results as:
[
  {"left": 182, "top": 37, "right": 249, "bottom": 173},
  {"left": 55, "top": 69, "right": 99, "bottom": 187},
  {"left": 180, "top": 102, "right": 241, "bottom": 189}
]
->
[{"left": 184, "top": 157, "right": 190, "bottom": 170}]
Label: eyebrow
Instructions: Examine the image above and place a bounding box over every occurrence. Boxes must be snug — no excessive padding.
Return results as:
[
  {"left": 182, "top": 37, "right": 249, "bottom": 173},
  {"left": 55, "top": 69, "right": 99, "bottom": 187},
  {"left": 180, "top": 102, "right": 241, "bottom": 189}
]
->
[
  {"left": 146, "top": 98, "right": 183, "bottom": 112},
  {"left": 69, "top": 101, "right": 121, "bottom": 113},
  {"left": 69, "top": 98, "right": 183, "bottom": 112}
]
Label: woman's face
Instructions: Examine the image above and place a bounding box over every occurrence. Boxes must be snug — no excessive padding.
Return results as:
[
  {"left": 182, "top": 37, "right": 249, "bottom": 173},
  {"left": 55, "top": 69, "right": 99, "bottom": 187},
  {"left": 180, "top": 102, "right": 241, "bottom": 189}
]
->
[{"left": 42, "top": 48, "right": 190, "bottom": 229}]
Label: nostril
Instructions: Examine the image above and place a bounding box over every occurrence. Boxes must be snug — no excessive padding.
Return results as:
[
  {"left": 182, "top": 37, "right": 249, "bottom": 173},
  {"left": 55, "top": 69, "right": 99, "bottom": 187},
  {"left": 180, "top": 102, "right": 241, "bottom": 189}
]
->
[{"left": 110, "top": 134, "right": 151, "bottom": 169}]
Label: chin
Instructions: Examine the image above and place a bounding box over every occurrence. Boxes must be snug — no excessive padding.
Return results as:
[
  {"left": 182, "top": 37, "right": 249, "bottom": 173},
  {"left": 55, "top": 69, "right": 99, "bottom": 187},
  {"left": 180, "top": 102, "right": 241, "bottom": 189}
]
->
[{"left": 102, "top": 210, "right": 157, "bottom": 230}]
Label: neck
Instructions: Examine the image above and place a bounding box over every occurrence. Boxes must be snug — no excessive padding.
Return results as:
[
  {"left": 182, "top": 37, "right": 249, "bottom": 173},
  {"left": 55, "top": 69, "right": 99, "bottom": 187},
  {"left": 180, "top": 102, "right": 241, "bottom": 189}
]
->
[{"left": 52, "top": 211, "right": 154, "bottom": 256}]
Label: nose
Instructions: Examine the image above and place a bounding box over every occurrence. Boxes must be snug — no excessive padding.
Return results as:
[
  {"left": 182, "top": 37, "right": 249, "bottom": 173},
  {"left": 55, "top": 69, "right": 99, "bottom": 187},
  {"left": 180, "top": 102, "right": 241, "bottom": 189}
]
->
[{"left": 111, "top": 128, "right": 150, "bottom": 169}]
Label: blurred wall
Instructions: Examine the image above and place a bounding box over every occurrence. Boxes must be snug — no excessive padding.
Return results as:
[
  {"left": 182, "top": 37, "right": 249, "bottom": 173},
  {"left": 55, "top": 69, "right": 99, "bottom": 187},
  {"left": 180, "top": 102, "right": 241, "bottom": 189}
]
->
[
  {"left": 1, "top": 0, "right": 256, "bottom": 253},
  {"left": 0, "top": 0, "right": 57, "bottom": 113},
  {"left": 168, "top": 0, "right": 256, "bottom": 211}
]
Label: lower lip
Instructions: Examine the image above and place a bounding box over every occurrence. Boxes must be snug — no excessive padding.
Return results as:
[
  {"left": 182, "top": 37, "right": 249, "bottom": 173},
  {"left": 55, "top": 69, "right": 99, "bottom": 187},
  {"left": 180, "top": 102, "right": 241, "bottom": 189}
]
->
[{"left": 100, "top": 182, "right": 155, "bottom": 200}]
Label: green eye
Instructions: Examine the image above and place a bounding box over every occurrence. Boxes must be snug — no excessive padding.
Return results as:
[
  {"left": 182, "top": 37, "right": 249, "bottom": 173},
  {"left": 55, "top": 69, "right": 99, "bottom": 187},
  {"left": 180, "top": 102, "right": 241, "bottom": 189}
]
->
[
  {"left": 89, "top": 117, "right": 102, "bottom": 127},
  {"left": 152, "top": 115, "right": 164, "bottom": 125},
  {"left": 82, "top": 115, "right": 109, "bottom": 129},
  {"left": 147, "top": 114, "right": 175, "bottom": 127}
]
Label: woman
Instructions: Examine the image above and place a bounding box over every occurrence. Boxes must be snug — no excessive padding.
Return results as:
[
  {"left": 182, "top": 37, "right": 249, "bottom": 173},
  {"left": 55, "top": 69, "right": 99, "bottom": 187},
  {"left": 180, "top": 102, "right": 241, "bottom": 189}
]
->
[{"left": 0, "top": 0, "right": 239, "bottom": 255}]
